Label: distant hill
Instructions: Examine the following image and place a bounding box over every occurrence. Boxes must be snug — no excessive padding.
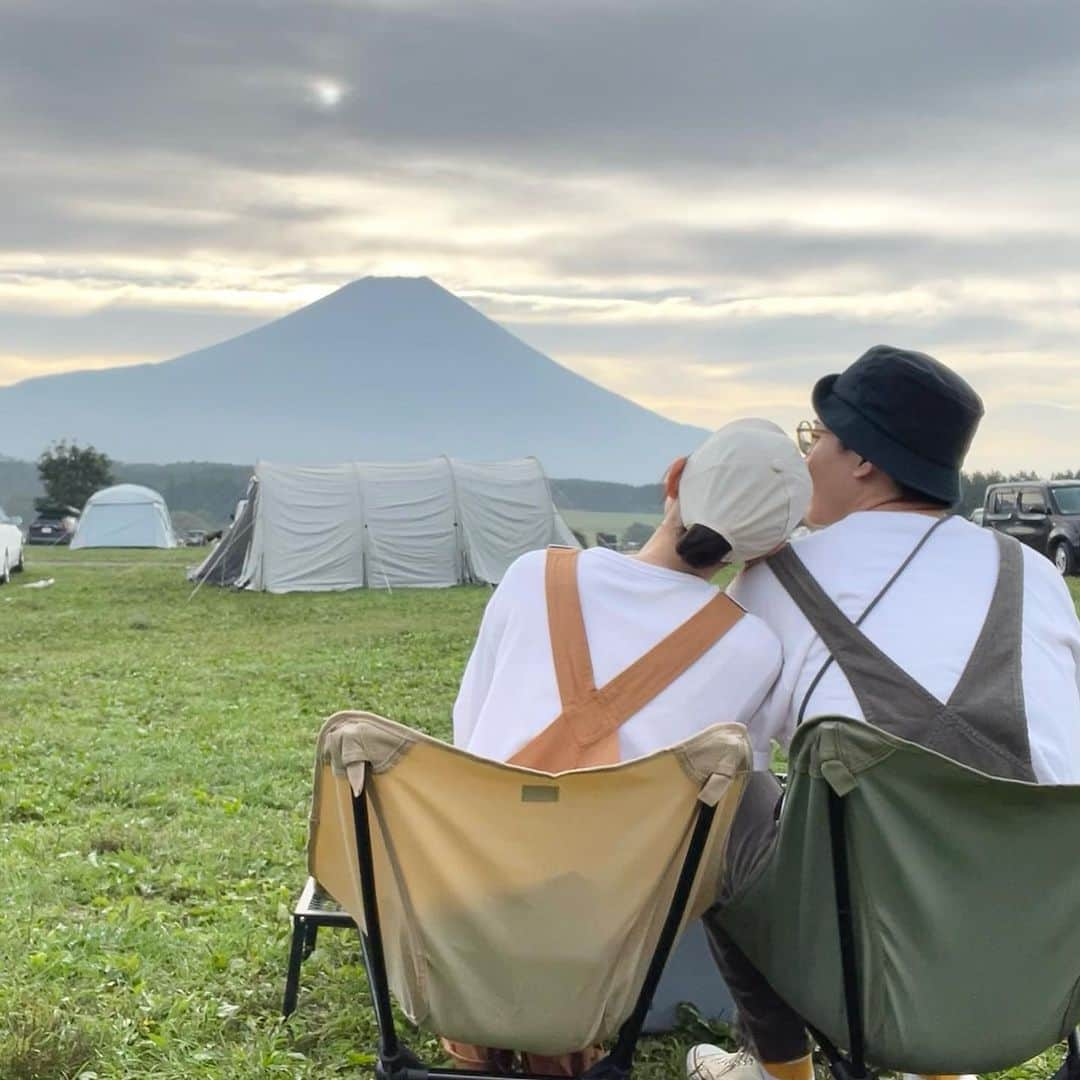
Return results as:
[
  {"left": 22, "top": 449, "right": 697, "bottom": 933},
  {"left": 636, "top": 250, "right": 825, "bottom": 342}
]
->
[
  {"left": 0, "top": 276, "right": 708, "bottom": 483},
  {"left": 116, "top": 462, "right": 253, "bottom": 527},
  {"left": 0, "top": 453, "right": 1034, "bottom": 535},
  {"left": 549, "top": 478, "right": 662, "bottom": 513},
  {"left": 0, "top": 459, "right": 252, "bottom": 529},
  {"left": 0, "top": 459, "right": 37, "bottom": 524},
  {"left": 0, "top": 458, "right": 663, "bottom": 532}
]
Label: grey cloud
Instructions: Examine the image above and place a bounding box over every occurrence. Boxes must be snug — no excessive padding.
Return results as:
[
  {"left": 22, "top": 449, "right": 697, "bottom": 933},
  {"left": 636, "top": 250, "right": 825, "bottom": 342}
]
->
[
  {"left": 502, "top": 310, "right": 1034, "bottom": 381},
  {"left": 4, "top": 0, "right": 1080, "bottom": 172},
  {"left": 3, "top": 0, "right": 1080, "bottom": 249},
  {"left": 3, "top": 0, "right": 1080, "bottom": 282},
  {"left": 0, "top": 304, "right": 263, "bottom": 359},
  {"left": 538, "top": 225, "right": 1080, "bottom": 284},
  {"left": 4, "top": 0, "right": 1080, "bottom": 481}
]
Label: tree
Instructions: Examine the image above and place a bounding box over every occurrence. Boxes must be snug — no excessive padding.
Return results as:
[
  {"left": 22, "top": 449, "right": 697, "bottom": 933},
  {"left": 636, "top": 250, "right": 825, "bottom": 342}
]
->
[{"left": 36, "top": 440, "right": 115, "bottom": 512}]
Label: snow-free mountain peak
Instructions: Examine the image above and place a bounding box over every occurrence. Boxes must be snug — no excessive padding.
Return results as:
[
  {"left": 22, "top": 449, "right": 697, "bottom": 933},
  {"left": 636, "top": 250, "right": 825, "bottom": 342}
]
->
[{"left": 0, "top": 277, "right": 708, "bottom": 482}]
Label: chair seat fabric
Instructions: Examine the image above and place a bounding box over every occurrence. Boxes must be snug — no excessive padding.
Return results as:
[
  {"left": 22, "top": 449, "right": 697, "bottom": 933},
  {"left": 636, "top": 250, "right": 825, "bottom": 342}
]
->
[
  {"left": 718, "top": 717, "right": 1080, "bottom": 1074},
  {"left": 308, "top": 711, "right": 751, "bottom": 1054}
]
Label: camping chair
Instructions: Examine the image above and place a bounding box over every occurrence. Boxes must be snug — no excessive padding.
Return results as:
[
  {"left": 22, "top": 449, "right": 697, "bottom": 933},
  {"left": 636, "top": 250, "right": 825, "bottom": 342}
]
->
[
  {"left": 303, "top": 710, "right": 752, "bottom": 1080},
  {"left": 281, "top": 889, "right": 739, "bottom": 1034},
  {"left": 282, "top": 877, "right": 355, "bottom": 1018},
  {"left": 718, "top": 716, "right": 1080, "bottom": 1080}
]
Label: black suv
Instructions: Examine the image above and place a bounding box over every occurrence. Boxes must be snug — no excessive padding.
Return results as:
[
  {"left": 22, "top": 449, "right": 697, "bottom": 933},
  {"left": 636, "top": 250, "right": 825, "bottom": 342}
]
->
[
  {"left": 27, "top": 506, "right": 80, "bottom": 545},
  {"left": 982, "top": 481, "right": 1080, "bottom": 575}
]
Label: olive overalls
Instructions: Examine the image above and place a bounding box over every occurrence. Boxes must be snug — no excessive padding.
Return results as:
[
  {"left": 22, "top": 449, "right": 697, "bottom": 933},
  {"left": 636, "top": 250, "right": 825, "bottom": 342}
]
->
[{"left": 706, "top": 521, "right": 1036, "bottom": 1061}]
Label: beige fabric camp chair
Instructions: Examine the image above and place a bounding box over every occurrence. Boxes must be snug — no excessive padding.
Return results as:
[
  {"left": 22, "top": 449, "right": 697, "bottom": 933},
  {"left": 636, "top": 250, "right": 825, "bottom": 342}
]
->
[{"left": 305, "top": 710, "right": 752, "bottom": 1079}]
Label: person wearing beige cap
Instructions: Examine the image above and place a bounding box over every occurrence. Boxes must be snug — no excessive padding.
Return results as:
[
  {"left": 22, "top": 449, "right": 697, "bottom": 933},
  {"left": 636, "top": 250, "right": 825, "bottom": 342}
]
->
[
  {"left": 453, "top": 417, "right": 811, "bottom": 770},
  {"left": 446, "top": 418, "right": 808, "bottom": 1074}
]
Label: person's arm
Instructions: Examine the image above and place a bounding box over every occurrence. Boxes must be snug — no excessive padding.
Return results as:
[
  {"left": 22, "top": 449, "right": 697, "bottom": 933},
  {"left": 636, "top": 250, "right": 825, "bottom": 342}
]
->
[
  {"left": 729, "top": 564, "right": 800, "bottom": 762},
  {"left": 452, "top": 594, "right": 506, "bottom": 747},
  {"left": 1049, "top": 573, "right": 1080, "bottom": 706}
]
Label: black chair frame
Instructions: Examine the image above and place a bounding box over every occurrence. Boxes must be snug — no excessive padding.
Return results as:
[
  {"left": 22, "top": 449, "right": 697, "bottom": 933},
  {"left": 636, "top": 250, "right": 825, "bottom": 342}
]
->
[
  {"left": 348, "top": 782, "right": 718, "bottom": 1080},
  {"left": 806, "top": 787, "right": 1080, "bottom": 1080},
  {"left": 282, "top": 876, "right": 356, "bottom": 1018}
]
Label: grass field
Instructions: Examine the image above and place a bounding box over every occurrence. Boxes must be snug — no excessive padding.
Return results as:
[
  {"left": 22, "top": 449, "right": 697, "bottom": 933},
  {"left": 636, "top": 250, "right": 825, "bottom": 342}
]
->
[{"left": 0, "top": 548, "right": 1072, "bottom": 1079}]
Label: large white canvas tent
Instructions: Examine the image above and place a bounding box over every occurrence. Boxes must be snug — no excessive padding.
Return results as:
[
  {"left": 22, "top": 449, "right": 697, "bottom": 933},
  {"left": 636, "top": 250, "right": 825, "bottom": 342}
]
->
[
  {"left": 190, "top": 457, "right": 578, "bottom": 592},
  {"left": 71, "top": 484, "right": 178, "bottom": 549}
]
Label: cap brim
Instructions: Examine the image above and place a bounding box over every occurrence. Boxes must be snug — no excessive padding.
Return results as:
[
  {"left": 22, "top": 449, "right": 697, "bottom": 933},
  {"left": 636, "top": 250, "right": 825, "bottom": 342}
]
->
[{"left": 812, "top": 374, "right": 960, "bottom": 503}]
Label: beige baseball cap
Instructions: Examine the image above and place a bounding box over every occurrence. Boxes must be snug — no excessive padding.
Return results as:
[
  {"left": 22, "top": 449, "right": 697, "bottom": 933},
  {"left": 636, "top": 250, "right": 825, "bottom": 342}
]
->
[{"left": 678, "top": 418, "right": 811, "bottom": 564}]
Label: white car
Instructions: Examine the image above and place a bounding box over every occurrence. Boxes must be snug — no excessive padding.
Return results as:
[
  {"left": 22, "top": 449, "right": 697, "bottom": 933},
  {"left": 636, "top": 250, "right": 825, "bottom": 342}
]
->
[{"left": 0, "top": 505, "right": 25, "bottom": 583}]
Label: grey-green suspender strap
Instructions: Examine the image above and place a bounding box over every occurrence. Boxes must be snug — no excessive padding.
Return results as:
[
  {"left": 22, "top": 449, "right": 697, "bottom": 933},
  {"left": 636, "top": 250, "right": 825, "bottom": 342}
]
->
[
  {"left": 790, "top": 515, "right": 950, "bottom": 725},
  {"left": 767, "top": 519, "right": 1035, "bottom": 781}
]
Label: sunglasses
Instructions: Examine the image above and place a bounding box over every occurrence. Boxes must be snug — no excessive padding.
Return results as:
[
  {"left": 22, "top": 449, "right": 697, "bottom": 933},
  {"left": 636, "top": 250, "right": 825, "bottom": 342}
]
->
[{"left": 795, "top": 420, "right": 827, "bottom": 457}]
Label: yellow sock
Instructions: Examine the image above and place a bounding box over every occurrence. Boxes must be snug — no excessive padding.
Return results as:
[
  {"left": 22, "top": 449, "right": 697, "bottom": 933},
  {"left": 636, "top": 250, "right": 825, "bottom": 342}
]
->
[{"left": 761, "top": 1054, "right": 814, "bottom": 1080}]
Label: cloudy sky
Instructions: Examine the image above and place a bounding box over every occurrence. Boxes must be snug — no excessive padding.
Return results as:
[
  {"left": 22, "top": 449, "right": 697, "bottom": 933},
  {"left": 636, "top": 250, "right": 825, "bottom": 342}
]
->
[{"left": 4, "top": 0, "right": 1080, "bottom": 472}]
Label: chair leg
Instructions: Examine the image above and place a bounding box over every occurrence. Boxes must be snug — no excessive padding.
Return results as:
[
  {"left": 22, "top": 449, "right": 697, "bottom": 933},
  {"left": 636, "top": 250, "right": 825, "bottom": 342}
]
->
[
  {"left": 1052, "top": 1029, "right": 1080, "bottom": 1080},
  {"left": 302, "top": 920, "right": 319, "bottom": 960},
  {"left": 806, "top": 1024, "right": 871, "bottom": 1080},
  {"left": 282, "top": 915, "right": 308, "bottom": 1017}
]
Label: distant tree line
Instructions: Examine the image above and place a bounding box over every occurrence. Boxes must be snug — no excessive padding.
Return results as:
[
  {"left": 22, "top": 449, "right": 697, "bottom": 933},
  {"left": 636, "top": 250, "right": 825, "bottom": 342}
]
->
[
  {"left": 549, "top": 478, "right": 664, "bottom": 513},
  {"left": 0, "top": 450, "right": 252, "bottom": 530},
  {"left": 116, "top": 461, "right": 252, "bottom": 526},
  {"left": 3, "top": 446, "right": 1080, "bottom": 531},
  {"left": 557, "top": 471, "right": 1080, "bottom": 521}
]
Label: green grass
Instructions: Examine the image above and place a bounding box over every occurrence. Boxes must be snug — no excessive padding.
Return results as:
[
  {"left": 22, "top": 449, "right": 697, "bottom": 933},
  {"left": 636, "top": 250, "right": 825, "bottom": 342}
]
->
[
  {"left": 0, "top": 548, "right": 1075, "bottom": 1078},
  {"left": 1, "top": 549, "right": 713, "bottom": 1079},
  {"left": 1, "top": 549, "right": 487, "bottom": 1078}
]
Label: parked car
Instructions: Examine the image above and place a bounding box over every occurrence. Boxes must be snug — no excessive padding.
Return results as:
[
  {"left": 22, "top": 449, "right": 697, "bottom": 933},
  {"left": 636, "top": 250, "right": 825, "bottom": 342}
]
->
[
  {"left": 0, "top": 504, "right": 24, "bottom": 582},
  {"left": 27, "top": 506, "right": 79, "bottom": 545},
  {"left": 185, "top": 529, "right": 208, "bottom": 547},
  {"left": 983, "top": 480, "right": 1080, "bottom": 575}
]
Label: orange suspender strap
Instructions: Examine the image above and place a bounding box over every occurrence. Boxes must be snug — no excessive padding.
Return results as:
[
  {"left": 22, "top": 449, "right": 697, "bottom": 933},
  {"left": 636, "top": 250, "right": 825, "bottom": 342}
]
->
[
  {"left": 510, "top": 547, "right": 603, "bottom": 772},
  {"left": 543, "top": 546, "right": 595, "bottom": 709},
  {"left": 509, "top": 547, "right": 745, "bottom": 773},
  {"left": 599, "top": 589, "right": 744, "bottom": 724}
]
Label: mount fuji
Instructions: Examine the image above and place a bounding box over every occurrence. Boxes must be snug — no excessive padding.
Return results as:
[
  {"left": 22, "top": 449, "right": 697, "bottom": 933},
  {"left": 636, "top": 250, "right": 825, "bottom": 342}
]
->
[{"left": 0, "top": 277, "right": 708, "bottom": 482}]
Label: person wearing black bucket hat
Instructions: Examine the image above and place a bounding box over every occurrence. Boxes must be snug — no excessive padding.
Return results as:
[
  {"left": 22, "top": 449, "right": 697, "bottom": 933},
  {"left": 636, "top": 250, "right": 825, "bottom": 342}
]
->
[
  {"left": 812, "top": 344, "right": 984, "bottom": 505},
  {"left": 688, "top": 347, "right": 1080, "bottom": 1080},
  {"left": 794, "top": 345, "right": 984, "bottom": 526}
]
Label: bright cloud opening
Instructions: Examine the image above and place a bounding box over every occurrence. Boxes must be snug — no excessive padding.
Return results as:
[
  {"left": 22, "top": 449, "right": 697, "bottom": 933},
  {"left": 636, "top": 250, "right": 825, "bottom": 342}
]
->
[{"left": 310, "top": 79, "right": 346, "bottom": 109}]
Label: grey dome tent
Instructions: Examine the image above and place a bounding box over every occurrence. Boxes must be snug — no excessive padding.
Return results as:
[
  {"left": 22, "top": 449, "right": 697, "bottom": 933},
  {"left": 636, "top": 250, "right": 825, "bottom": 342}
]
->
[
  {"left": 189, "top": 457, "right": 578, "bottom": 592},
  {"left": 71, "top": 484, "right": 178, "bottom": 549}
]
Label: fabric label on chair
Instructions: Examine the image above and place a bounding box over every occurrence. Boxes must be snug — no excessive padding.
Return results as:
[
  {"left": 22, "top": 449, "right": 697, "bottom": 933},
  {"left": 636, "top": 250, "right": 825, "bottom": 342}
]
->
[{"left": 521, "top": 785, "right": 560, "bottom": 803}]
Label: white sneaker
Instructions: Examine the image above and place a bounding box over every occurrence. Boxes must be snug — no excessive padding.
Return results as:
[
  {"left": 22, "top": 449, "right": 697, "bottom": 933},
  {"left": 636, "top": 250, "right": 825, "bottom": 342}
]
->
[{"left": 686, "top": 1044, "right": 766, "bottom": 1080}]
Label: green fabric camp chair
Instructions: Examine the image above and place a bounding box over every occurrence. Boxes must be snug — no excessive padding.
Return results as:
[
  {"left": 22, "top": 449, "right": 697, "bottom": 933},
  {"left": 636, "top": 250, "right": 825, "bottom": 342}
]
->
[{"left": 719, "top": 716, "right": 1080, "bottom": 1080}]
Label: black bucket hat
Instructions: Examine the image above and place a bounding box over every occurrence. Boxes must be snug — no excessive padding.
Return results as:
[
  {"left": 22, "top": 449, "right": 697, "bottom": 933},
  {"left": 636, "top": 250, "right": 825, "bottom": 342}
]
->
[{"left": 812, "top": 345, "right": 984, "bottom": 504}]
